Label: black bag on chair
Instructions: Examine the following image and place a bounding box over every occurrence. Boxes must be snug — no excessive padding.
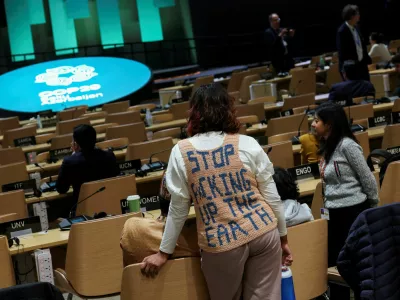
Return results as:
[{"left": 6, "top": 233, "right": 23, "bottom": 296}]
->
[
  {"left": 0, "top": 282, "right": 64, "bottom": 300},
  {"left": 367, "top": 149, "right": 400, "bottom": 185}
]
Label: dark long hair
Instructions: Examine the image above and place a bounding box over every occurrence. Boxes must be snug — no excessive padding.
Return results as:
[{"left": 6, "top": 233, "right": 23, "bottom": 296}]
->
[
  {"left": 273, "top": 167, "right": 300, "bottom": 200},
  {"left": 316, "top": 102, "right": 358, "bottom": 163},
  {"left": 187, "top": 83, "right": 241, "bottom": 136}
]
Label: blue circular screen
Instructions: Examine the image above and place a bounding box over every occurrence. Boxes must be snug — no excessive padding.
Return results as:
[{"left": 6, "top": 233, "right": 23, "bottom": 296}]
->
[{"left": 0, "top": 57, "right": 152, "bottom": 113}]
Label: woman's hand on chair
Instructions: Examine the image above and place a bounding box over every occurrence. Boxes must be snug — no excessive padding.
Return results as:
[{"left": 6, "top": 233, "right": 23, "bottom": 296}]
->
[
  {"left": 280, "top": 235, "right": 294, "bottom": 266},
  {"left": 141, "top": 251, "right": 169, "bottom": 277}
]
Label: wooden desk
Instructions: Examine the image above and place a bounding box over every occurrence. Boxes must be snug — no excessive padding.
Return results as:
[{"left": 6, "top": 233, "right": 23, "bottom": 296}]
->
[
  {"left": 369, "top": 68, "right": 396, "bottom": 75},
  {"left": 298, "top": 178, "right": 320, "bottom": 197}
]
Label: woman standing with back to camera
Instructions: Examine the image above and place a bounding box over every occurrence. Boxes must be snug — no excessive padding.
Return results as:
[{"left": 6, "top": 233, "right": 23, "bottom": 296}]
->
[
  {"left": 141, "top": 83, "right": 292, "bottom": 300},
  {"left": 311, "top": 102, "right": 379, "bottom": 299}
]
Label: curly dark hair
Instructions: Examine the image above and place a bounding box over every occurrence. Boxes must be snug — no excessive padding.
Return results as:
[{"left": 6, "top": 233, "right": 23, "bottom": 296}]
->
[
  {"left": 273, "top": 167, "right": 300, "bottom": 201},
  {"left": 187, "top": 83, "right": 241, "bottom": 136}
]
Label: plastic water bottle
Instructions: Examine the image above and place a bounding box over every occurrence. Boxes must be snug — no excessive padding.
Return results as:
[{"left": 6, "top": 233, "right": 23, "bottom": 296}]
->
[
  {"left": 281, "top": 267, "right": 296, "bottom": 300},
  {"left": 145, "top": 108, "right": 153, "bottom": 127},
  {"left": 37, "top": 114, "right": 43, "bottom": 129},
  {"left": 319, "top": 56, "right": 325, "bottom": 70},
  {"left": 175, "top": 90, "right": 182, "bottom": 102}
]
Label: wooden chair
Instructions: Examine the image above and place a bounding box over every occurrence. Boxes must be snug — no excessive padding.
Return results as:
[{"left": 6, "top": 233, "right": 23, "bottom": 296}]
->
[
  {"left": 0, "top": 236, "right": 15, "bottom": 289},
  {"left": 50, "top": 134, "right": 73, "bottom": 150},
  {"left": 126, "top": 137, "right": 174, "bottom": 163},
  {"left": 268, "top": 131, "right": 305, "bottom": 144},
  {"left": 54, "top": 213, "right": 141, "bottom": 298},
  {"left": 293, "top": 105, "right": 317, "bottom": 115},
  {"left": 93, "top": 123, "right": 118, "bottom": 134},
  {"left": 0, "top": 162, "right": 29, "bottom": 192},
  {"left": 288, "top": 68, "right": 316, "bottom": 95},
  {"left": 380, "top": 161, "right": 400, "bottom": 206},
  {"left": 262, "top": 141, "right": 294, "bottom": 168},
  {"left": 153, "top": 128, "right": 181, "bottom": 140},
  {"left": 311, "top": 182, "right": 323, "bottom": 220},
  {"left": 55, "top": 117, "right": 90, "bottom": 135},
  {"left": 191, "top": 76, "right": 214, "bottom": 96},
  {"left": 128, "top": 103, "right": 157, "bottom": 113},
  {"left": 35, "top": 133, "right": 56, "bottom": 145},
  {"left": 0, "top": 190, "right": 28, "bottom": 219},
  {"left": 392, "top": 98, "right": 400, "bottom": 112},
  {"left": 355, "top": 131, "right": 370, "bottom": 158},
  {"left": 248, "top": 96, "right": 276, "bottom": 105},
  {"left": 103, "top": 100, "right": 130, "bottom": 114},
  {"left": 316, "top": 63, "right": 342, "bottom": 94},
  {"left": 105, "top": 111, "right": 141, "bottom": 126},
  {"left": 0, "top": 117, "right": 20, "bottom": 135},
  {"left": 153, "top": 113, "right": 174, "bottom": 124},
  {"left": 239, "top": 74, "right": 261, "bottom": 104},
  {"left": 237, "top": 115, "right": 259, "bottom": 125},
  {"left": 288, "top": 219, "right": 328, "bottom": 300},
  {"left": 282, "top": 93, "right": 315, "bottom": 111},
  {"left": 0, "top": 148, "right": 26, "bottom": 165},
  {"left": 0, "top": 213, "right": 19, "bottom": 223},
  {"left": 228, "top": 91, "right": 241, "bottom": 105},
  {"left": 120, "top": 257, "right": 209, "bottom": 300},
  {"left": 83, "top": 111, "right": 108, "bottom": 121},
  {"left": 96, "top": 138, "right": 129, "bottom": 150},
  {"left": 76, "top": 175, "right": 137, "bottom": 216},
  {"left": 106, "top": 123, "right": 147, "bottom": 144},
  {"left": 388, "top": 39, "right": 400, "bottom": 54},
  {"left": 248, "top": 66, "right": 268, "bottom": 76},
  {"left": 382, "top": 124, "right": 400, "bottom": 149},
  {"left": 236, "top": 103, "right": 265, "bottom": 122},
  {"left": 344, "top": 104, "right": 374, "bottom": 121},
  {"left": 265, "top": 113, "right": 309, "bottom": 137},
  {"left": 227, "top": 70, "right": 250, "bottom": 93},
  {"left": 2, "top": 125, "right": 37, "bottom": 148},
  {"left": 57, "top": 107, "right": 86, "bottom": 121},
  {"left": 170, "top": 102, "right": 189, "bottom": 120}
]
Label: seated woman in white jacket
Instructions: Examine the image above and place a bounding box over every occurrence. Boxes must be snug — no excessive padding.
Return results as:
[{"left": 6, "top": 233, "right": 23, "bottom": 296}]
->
[
  {"left": 272, "top": 167, "right": 313, "bottom": 227},
  {"left": 368, "top": 32, "right": 392, "bottom": 62}
]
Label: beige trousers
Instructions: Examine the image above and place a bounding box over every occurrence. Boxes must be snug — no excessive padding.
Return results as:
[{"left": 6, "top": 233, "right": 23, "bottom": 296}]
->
[{"left": 201, "top": 228, "right": 282, "bottom": 300}]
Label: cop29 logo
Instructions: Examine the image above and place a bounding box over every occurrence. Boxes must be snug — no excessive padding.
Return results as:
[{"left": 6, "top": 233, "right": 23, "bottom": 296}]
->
[{"left": 34, "top": 65, "right": 98, "bottom": 87}]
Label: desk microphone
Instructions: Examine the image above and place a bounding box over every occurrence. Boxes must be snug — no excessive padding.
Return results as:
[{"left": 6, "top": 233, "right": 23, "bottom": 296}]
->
[
  {"left": 266, "top": 146, "right": 273, "bottom": 154},
  {"left": 69, "top": 186, "right": 106, "bottom": 218},
  {"left": 292, "top": 106, "right": 310, "bottom": 144},
  {"left": 142, "top": 148, "right": 173, "bottom": 172},
  {"left": 34, "top": 163, "right": 53, "bottom": 183}
]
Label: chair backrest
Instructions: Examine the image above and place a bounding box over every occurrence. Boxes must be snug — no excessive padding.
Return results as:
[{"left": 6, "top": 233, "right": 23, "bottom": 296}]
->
[
  {"left": 0, "top": 117, "right": 20, "bottom": 135},
  {"left": 93, "top": 123, "right": 118, "bottom": 134},
  {"left": 282, "top": 93, "right": 315, "bottom": 111},
  {"left": 55, "top": 117, "right": 90, "bottom": 135},
  {"left": 0, "top": 213, "right": 19, "bottom": 223},
  {"left": 263, "top": 141, "right": 294, "bottom": 169},
  {"left": 96, "top": 138, "right": 129, "bottom": 150},
  {"left": 380, "top": 161, "right": 400, "bottom": 206},
  {"left": 65, "top": 213, "right": 140, "bottom": 297},
  {"left": 266, "top": 113, "right": 309, "bottom": 137},
  {"left": 227, "top": 70, "right": 250, "bottom": 93},
  {"left": 103, "top": 100, "right": 130, "bottom": 114},
  {"left": 239, "top": 74, "right": 261, "bottom": 104},
  {"left": 105, "top": 111, "right": 141, "bottom": 126},
  {"left": 191, "top": 76, "right": 214, "bottom": 96},
  {"left": 106, "top": 123, "right": 147, "bottom": 144},
  {"left": 169, "top": 102, "right": 189, "bottom": 120},
  {"left": 248, "top": 95, "right": 277, "bottom": 105},
  {"left": 236, "top": 103, "right": 265, "bottom": 121},
  {"left": 354, "top": 131, "right": 370, "bottom": 158},
  {"left": 382, "top": 124, "right": 400, "bottom": 149},
  {"left": 248, "top": 66, "right": 268, "bottom": 76},
  {"left": 76, "top": 175, "right": 137, "bottom": 216},
  {"left": 153, "top": 128, "right": 181, "bottom": 140},
  {"left": 57, "top": 107, "right": 86, "bottom": 121},
  {"left": 344, "top": 104, "right": 374, "bottom": 121},
  {"left": 325, "top": 63, "right": 342, "bottom": 87},
  {"left": 237, "top": 115, "right": 259, "bottom": 125},
  {"left": 289, "top": 68, "right": 316, "bottom": 95},
  {"left": 287, "top": 219, "right": 328, "bottom": 300},
  {"left": 392, "top": 98, "right": 400, "bottom": 113},
  {"left": 50, "top": 133, "right": 72, "bottom": 150},
  {"left": 0, "top": 148, "right": 26, "bottom": 165},
  {"left": 126, "top": 137, "right": 174, "bottom": 163},
  {"left": 311, "top": 182, "right": 323, "bottom": 220},
  {"left": 228, "top": 91, "right": 241, "bottom": 105},
  {"left": 120, "top": 257, "right": 209, "bottom": 300},
  {"left": 388, "top": 39, "right": 400, "bottom": 53},
  {"left": 83, "top": 111, "right": 108, "bottom": 121},
  {"left": 0, "top": 162, "right": 29, "bottom": 192},
  {"left": 268, "top": 131, "right": 305, "bottom": 144},
  {"left": 128, "top": 103, "right": 156, "bottom": 112},
  {"left": 0, "top": 236, "right": 15, "bottom": 289},
  {"left": 0, "top": 190, "right": 28, "bottom": 219},
  {"left": 2, "top": 125, "right": 37, "bottom": 148},
  {"left": 153, "top": 113, "right": 174, "bottom": 124},
  {"left": 292, "top": 105, "right": 317, "bottom": 115}
]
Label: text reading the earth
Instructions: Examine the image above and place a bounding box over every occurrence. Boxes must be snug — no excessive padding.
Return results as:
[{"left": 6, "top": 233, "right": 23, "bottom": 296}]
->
[{"left": 188, "top": 144, "right": 273, "bottom": 248}]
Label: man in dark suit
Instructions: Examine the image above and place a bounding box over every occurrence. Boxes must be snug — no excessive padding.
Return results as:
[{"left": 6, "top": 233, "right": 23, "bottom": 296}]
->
[
  {"left": 329, "top": 60, "right": 375, "bottom": 106},
  {"left": 337, "top": 5, "right": 371, "bottom": 81},
  {"left": 265, "top": 13, "right": 295, "bottom": 74},
  {"left": 56, "top": 124, "right": 120, "bottom": 201}
]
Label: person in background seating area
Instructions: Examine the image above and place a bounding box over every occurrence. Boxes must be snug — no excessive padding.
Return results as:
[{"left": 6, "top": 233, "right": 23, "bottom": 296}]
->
[
  {"left": 391, "top": 54, "right": 400, "bottom": 97},
  {"left": 328, "top": 60, "right": 375, "bottom": 106},
  {"left": 272, "top": 167, "right": 313, "bottom": 227},
  {"left": 120, "top": 172, "right": 199, "bottom": 266},
  {"left": 299, "top": 127, "right": 320, "bottom": 164},
  {"left": 368, "top": 32, "right": 392, "bottom": 62}
]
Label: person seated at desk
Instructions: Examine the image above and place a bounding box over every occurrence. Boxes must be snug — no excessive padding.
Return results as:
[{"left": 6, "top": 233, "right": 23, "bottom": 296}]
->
[
  {"left": 368, "top": 32, "right": 392, "bottom": 62},
  {"left": 120, "top": 173, "right": 199, "bottom": 266},
  {"left": 328, "top": 60, "right": 375, "bottom": 105},
  {"left": 299, "top": 129, "right": 320, "bottom": 164},
  {"left": 391, "top": 54, "right": 400, "bottom": 97},
  {"left": 56, "top": 124, "right": 119, "bottom": 201},
  {"left": 273, "top": 167, "right": 313, "bottom": 227}
]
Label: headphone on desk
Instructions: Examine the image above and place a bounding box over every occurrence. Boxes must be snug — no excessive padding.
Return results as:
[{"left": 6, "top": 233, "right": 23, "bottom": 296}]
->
[{"left": 8, "top": 237, "right": 20, "bottom": 248}]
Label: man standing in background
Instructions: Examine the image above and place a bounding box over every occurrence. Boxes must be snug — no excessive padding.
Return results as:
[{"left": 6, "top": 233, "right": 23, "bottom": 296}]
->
[
  {"left": 337, "top": 5, "right": 371, "bottom": 81},
  {"left": 265, "top": 13, "right": 295, "bottom": 74}
]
